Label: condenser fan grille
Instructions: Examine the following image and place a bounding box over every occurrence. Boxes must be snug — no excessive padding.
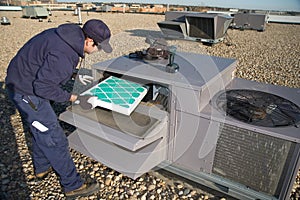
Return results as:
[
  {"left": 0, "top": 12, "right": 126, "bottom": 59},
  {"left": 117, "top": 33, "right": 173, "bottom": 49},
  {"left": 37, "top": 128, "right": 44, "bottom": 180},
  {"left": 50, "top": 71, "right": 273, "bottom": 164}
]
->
[{"left": 213, "top": 89, "right": 300, "bottom": 127}]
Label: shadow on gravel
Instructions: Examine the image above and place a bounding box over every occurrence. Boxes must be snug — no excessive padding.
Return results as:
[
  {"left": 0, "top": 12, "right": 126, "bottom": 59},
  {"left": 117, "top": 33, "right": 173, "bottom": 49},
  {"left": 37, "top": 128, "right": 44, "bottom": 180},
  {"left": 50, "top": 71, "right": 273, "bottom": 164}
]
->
[
  {"left": 125, "top": 29, "right": 163, "bottom": 38},
  {"left": 155, "top": 168, "right": 238, "bottom": 200},
  {"left": 0, "top": 82, "right": 31, "bottom": 199}
]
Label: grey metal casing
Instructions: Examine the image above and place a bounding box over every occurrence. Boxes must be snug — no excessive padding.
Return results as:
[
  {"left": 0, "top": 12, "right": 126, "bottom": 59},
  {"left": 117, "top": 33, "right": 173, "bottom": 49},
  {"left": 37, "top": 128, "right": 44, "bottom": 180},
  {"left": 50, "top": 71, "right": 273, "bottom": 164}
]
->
[
  {"left": 92, "top": 52, "right": 236, "bottom": 117},
  {"left": 157, "top": 21, "right": 187, "bottom": 39},
  {"left": 59, "top": 52, "right": 236, "bottom": 179},
  {"left": 59, "top": 104, "right": 169, "bottom": 179},
  {"left": 58, "top": 48, "right": 300, "bottom": 199},
  {"left": 165, "top": 11, "right": 191, "bottom": 22},
  {"left": 58, "top": 50, "right": 300, "bottom": 199},
  {"left": 232, "top": 13, "right": 267, "bottom": 31},
  {"left": 22, "top": 6, "right": 48, "bottom": 18},
  {"left": 90, "top": 51, "right": 236, "bottom": 173},
  {"left": 171, "top": 77, "right": 300, "bottom": 200},
  {"left": 185, "top": 13, "right": 233, "bottom": 40},
  {"left": 158, "top": 11, "right": 233, "bottom": 43},
  {"left": 68, "top": 129, "right": 167, "bottom": 179}
]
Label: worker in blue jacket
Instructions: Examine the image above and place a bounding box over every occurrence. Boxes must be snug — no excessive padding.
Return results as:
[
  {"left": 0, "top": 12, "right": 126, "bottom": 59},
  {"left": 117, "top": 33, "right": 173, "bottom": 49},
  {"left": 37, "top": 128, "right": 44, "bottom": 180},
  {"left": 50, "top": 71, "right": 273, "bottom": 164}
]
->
[{"left": 5, "top": 19, "right": 112, "bottom": 198}]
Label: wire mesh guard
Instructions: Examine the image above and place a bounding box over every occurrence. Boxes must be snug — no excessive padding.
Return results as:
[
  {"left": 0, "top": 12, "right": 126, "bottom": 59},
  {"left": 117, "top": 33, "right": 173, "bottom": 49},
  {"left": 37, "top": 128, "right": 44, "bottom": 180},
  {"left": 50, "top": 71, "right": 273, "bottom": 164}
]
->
[
  {"left": 81, "top": 76, "right": 148, "bottom": 115},
  {"left": 212, "top": 89, "right": 300, "bottom": 127}
]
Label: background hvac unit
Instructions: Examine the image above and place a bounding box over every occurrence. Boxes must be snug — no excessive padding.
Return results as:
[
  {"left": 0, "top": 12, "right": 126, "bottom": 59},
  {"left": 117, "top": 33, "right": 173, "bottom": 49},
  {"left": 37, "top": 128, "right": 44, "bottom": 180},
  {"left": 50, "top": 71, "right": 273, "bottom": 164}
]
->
[
  {"left": 158, "top": 12, "right": 233, "bottom": 44},
  {"left": 185, "top": 13, "right": 233, "bottom": 41},
  {"left": 171, "top": 78, "right": 300, "bottom": 199},
  {"left": 232, "top": 13, "right": 268, "bottom": 31},
  {"left": 22, "top": 6, "right": 48, "bottom": 19},
  {"left": 157, "top": 21, "right": 187, "bottom": 39}
]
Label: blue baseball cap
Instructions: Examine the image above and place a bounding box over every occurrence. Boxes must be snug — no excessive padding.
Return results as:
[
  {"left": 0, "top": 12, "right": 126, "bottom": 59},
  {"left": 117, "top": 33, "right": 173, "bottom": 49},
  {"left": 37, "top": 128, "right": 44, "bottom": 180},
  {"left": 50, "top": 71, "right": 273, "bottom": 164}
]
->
[{"left": 83, "top": 19, "right": 112, "bottom": 53}]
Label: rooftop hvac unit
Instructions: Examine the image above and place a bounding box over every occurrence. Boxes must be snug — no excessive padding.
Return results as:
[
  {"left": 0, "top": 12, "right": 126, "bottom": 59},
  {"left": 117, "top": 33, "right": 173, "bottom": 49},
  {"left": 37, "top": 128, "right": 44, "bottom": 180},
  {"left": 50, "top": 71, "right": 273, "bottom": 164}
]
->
[
  {"left": 232, "top": 13, "right": 267, "bottom": 31},
  {"left": 158, "top": 12, "right": 233, "bottom": 44},
  {"left": 185, "top": 13, "right": 233, "bottom": 43},
  {"left": 22, "top": 6, "right": 48, "bottom": 19},
  {"left": 59, "top": 50, "right": 299, "bottom": 199}
]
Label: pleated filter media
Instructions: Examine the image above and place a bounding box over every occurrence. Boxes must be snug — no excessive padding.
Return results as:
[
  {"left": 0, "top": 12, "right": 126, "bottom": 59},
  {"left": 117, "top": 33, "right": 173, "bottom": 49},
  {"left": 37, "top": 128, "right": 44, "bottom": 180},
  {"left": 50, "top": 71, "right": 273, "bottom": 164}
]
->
[{"left": 81, "top": 76, "right": 148, "bottom": 115}]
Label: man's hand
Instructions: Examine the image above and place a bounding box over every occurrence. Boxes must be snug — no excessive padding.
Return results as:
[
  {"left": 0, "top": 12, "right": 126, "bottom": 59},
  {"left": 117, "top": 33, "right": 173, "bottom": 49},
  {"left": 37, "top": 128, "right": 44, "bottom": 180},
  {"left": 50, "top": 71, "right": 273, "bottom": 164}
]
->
[
  {"left": 74, "top": 95, "right": 98, "bottom": 110},
  {"left": 78, "top": 75, "right": 94, "bottom": 85}
]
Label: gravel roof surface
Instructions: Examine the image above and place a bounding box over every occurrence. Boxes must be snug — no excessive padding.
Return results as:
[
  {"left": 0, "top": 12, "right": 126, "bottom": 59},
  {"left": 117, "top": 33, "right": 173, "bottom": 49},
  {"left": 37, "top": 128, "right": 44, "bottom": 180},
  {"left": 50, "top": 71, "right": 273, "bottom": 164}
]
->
[{"left": 0, "top": 11, "right": 299, "bottom": 199}]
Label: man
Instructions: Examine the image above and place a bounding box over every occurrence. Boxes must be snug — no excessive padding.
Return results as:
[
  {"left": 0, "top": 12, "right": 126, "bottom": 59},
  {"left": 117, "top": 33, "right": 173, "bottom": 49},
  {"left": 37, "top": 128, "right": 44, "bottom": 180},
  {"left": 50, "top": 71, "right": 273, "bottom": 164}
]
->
[{"left": 5, "top": 19, "right": 112, "bottom": 198}]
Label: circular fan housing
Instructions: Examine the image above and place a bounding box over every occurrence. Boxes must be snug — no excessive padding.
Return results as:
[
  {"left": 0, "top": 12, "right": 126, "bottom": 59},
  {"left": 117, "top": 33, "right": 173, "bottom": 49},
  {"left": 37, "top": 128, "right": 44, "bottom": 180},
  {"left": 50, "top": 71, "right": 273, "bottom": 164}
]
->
[{"left": 212, "top": 89, "right": 300, "bottom": 127}]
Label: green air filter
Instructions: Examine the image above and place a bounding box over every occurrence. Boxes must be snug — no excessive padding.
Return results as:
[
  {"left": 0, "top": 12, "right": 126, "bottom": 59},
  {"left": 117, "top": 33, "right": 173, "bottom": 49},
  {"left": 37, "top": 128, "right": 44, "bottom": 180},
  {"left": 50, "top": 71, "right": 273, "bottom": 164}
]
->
[{"left": 82, "top": 76, "right": 148, "bottom": 115}]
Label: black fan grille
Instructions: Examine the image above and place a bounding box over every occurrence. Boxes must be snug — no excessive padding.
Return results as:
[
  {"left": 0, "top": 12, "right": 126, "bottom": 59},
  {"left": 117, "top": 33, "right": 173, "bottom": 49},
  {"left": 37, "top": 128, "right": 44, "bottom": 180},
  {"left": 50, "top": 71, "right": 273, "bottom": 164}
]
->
[{"left": 213, "top": 89, "right": 300, "bottom": 127}]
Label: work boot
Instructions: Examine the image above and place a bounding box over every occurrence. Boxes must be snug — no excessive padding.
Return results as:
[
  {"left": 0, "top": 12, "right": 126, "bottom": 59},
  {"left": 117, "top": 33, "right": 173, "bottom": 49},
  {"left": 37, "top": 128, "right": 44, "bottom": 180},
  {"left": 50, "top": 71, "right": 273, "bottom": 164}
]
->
[
  {"left": 35, "top": 167, "right": 52, "bottom": 180},
  {"left": 65, "top": 182, "right": 99, "bottom": 199}
]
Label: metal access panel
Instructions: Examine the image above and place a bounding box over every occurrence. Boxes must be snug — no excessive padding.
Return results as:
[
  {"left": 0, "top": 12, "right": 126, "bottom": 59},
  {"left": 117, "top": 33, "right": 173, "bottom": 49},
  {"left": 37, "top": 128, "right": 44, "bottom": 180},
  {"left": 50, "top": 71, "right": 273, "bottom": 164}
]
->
[
  {"left": 232, "top": 13, "right": 267, "bottom": 31},
  {"left": 157, "top": 21, "right": 187, "bottom": 39},
  {"left": 59, "top": 103, "right": 169, "bottom": 179},
  {"left": 168, "top": 78, "right": 300, "bottom": 200}
]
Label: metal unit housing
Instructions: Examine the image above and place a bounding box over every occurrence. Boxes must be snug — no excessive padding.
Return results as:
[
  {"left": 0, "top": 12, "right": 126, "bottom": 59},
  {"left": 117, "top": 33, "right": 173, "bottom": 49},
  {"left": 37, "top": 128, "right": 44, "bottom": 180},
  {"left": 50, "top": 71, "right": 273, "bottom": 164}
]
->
[
  {"left": 157, "top": 11, "right": 233, "bottom": 44},
  {"left": 22, "top": 6, "right": 49, "bottom": 19},
  {"left": 175, "top": 78, "right": 300, "bottom": 200},
  {"left": 59, "top": 52, "right": 299, "bottom": 200},
  {"left": 231, "top": 13, "right": 268, "bottom": 31},
  {"left": 59, "top": 52, "right": 236, "bottom": 178}
]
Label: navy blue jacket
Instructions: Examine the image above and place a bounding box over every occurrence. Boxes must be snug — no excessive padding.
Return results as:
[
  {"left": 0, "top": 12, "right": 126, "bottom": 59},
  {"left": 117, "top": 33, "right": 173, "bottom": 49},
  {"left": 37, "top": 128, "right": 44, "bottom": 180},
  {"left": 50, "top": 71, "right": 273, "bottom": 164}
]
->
[{"left": 5, "top": 23, "right": 85, "bottom": 102}]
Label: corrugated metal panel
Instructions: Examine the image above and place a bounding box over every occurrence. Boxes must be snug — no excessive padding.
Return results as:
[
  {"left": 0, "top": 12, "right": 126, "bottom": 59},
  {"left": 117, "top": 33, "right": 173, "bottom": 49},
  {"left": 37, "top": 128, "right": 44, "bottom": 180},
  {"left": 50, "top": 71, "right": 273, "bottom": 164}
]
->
[{"left": 212, "top": 123, "right": 295, "bottom": 197}]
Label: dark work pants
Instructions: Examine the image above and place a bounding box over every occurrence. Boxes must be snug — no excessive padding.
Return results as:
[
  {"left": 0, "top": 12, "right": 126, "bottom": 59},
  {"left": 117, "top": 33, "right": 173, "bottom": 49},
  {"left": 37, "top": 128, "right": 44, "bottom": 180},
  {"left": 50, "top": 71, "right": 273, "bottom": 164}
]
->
[{"left": 7, "top": 89, "right": 83, "bottom": 192}]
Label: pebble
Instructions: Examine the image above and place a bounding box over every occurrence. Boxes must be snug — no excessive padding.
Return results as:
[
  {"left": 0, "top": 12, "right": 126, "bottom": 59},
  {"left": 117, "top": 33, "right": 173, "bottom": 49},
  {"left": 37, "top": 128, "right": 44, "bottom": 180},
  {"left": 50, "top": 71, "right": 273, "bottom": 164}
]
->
[
  {"left": 105, "top": 177, "right": 112, "bottom": 186},
  {"left": 140, "top": 192, "right": 147, "bottom": 200},
  {"left": 0, "top": 10, "right": 299, "bottom": 200},
  {"left": 148, "top": 184, "right": 156, "bottom": 191},
  {"left": 157, "top": 188, "right": 162, "bottom": 194}
]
